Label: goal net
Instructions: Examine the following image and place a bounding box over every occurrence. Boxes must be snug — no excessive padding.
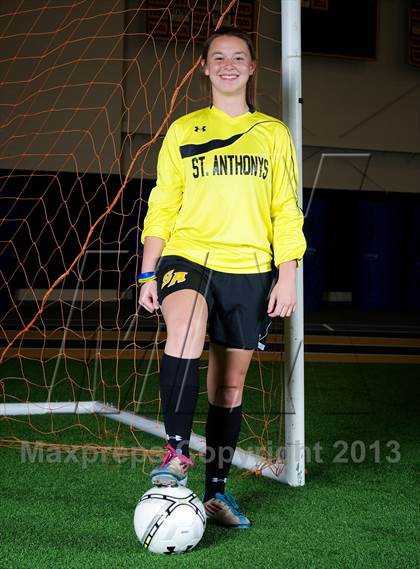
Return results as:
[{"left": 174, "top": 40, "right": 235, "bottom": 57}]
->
[{"left": 0, "top": 0, "right": 303, "bottom": 485}]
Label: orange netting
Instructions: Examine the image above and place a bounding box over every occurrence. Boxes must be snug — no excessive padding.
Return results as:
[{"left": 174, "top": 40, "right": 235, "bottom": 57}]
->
[{"left": 0, "top": 0, "right": 286, "bottom": 476}]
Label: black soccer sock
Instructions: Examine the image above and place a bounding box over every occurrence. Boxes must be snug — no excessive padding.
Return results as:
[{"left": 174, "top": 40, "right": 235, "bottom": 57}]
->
[
  {"left": 159, "top": 353, "right": 200, "bottom": 459},
  {"left": 204, "top": 402, "right": 242, "bottom": 502}
]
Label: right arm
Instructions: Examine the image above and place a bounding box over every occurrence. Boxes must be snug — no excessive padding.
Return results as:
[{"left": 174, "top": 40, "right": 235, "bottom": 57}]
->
[
  {"left": 141, "top": 123, "right": 185, "bottom": 245},
  {"left": 139, "top": 123, "right": 184, "bottom": 313}
]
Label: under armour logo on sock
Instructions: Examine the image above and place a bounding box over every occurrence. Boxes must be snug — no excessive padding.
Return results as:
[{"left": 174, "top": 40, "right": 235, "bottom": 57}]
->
[{"left": 166, "top": 434, "right": 183, "bottom": 441}]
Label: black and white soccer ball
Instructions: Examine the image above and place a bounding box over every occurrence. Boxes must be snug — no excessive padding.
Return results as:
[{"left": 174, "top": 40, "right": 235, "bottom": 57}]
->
[{"left": 134, "top": 486, "right": 206, "bottom": 555}]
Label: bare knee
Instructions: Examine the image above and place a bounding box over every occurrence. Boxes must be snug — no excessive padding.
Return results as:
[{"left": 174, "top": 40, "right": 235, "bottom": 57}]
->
[
  {"left": 213, "top": 368, "right": 247, "bottom": 407},
  {"left": 213, "top": 387, "right": 242, "bottom": 408}
]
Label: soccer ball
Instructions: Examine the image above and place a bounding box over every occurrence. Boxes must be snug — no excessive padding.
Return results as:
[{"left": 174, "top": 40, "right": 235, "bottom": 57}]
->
[{"left": 134, "top": 485, "right": 206, "bottom": 555}]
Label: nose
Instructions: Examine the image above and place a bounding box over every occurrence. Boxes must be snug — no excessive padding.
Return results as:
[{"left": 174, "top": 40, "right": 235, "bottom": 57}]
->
[{"left": 222, "top": 58, "right": 235, "bottom": 68}]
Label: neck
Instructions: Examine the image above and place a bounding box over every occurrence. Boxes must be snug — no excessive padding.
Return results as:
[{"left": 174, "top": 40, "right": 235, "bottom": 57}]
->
[{"left": 211, "top": 92, "right": 249, "bottom": 117}]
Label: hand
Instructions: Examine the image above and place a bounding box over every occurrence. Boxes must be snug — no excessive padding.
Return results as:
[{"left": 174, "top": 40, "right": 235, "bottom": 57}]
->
[
  {"left": 138, "top": 280, "right": 159, "bottom": 313},
  {"left": 267, "top": 275, "right": 297, "bottom": 318}
]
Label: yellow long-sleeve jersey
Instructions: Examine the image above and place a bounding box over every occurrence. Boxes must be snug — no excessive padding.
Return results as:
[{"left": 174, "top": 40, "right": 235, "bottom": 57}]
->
[{"left": 141, "top": 105, "right": 306, "bottom": 273}]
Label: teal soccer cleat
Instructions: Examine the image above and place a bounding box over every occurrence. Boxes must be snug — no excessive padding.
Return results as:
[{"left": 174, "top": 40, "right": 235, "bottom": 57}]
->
[{"left": 204, "top": 492, "right": 251, "bottom": 529}]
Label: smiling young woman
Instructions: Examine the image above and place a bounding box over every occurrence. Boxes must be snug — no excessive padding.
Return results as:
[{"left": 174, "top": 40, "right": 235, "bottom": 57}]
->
[{"left": 138, "top": 26, "right": 306, "bottom": 529}]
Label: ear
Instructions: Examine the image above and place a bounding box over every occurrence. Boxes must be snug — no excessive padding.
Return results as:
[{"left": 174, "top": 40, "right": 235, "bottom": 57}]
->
[
  {"left": 201, "top": 59, "right": 209, "bottom": 76},
  {"left": 249, "top": 61, "right": 256, "bottom": 76}
]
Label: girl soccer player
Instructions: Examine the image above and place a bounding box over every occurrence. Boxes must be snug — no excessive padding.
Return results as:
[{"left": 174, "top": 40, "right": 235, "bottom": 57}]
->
[{"left": 138, "top": 27, "right": 306, "bottom": 529}]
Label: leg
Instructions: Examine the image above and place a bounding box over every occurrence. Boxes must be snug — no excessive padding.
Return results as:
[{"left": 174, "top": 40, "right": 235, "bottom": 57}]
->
[
  {"left": 150, "top": 255, "right": 213, "bottom": 486},
  {"left": 204, "top": 343, "right": 253, "bottom": 500},
  {"left": 159, "top": 290, "right": 207, "bottom": 457},
  {"left": 207, "top": 342, "right": 253, "bottom": 407}
]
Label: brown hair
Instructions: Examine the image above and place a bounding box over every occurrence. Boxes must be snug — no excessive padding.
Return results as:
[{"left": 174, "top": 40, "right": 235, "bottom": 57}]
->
[{"left": 201, "top": 26, "right": 257, "bottom": 108}]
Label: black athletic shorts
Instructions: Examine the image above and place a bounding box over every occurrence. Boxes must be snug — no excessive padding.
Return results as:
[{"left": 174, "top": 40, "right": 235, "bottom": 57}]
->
[{"left": 156, "top": 255, "right": 275, "bottom": 350}]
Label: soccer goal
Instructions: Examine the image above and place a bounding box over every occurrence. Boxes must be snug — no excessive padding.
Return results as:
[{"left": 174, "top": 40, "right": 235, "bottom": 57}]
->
[{"left": 0, "top": 1, "right": 304, "bottom": 486}]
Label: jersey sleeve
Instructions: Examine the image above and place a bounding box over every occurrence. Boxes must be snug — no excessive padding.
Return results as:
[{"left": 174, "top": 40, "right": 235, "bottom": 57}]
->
[
  {"left": 141, "top": 122, "right": 184, "bottom": 244},
  {"left": 270, "top": 126, "right": 306, "bottom": 267}
]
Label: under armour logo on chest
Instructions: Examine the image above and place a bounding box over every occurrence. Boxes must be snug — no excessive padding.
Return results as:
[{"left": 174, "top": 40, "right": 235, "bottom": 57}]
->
[{"left": 194, "top": 125, "right": 206, "bottom": 132}]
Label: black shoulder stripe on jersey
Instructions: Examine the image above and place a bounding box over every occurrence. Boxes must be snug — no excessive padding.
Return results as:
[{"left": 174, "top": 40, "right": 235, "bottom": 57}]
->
[
  {"left": 180, "top": 133, "right": 243, "bottom": 158},
  {"left": 179, "top": 120, "right": 281, "bottom": 159}
]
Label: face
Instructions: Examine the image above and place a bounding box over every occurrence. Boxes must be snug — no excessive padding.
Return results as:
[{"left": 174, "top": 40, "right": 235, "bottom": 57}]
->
[{"left": 202, "top": 35, "right": 255, "bottom": 100}]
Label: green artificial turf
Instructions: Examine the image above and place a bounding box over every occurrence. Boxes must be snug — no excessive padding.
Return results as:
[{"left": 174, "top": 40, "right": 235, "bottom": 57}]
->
[{"left": 0, "top": 361, "right": 418, "bottom": 569}]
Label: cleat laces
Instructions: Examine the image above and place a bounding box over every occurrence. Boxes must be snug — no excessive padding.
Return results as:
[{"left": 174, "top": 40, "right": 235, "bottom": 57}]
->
[
  {"left": 222, "top": 492, "right": 241, "bottom": 515},
  {"left": 160, "top": 443, "right": 194, "bottom": 468}
]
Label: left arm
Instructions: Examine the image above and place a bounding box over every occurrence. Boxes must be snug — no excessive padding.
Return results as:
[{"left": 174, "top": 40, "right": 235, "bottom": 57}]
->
[{"left": 268, "top": 126, "right": 306, "bottom": 318}]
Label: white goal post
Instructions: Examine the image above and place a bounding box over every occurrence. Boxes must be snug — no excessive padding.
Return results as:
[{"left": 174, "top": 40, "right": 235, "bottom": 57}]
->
[{"left": 282, "top": 0, "right": 306, "bottom": 487}]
